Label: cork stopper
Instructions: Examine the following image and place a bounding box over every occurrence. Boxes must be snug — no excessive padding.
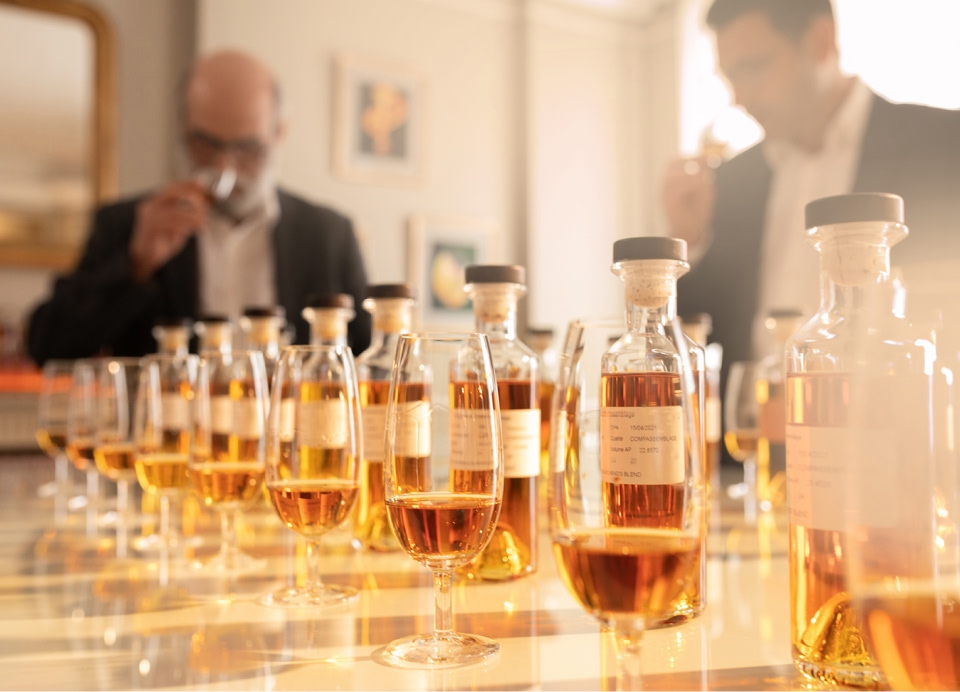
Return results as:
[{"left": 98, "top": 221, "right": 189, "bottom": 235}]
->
[
  {"left": 364, "top": 284, "right": 416, "bottom": 335},
  {"left": 464, "top": 265, "right": 526, "bottom": 324},
  {"left": 805, "top": 193, "right": 908, "bottom": 286},
  {"left": 152, "top": 317, "right": 192, "bottom": 355},
  {"left": 611, "top": 237, "right": 689, "bottom": 309},
  {"left": 194, "top": 315, "right": 233, "bottom": 353},
  {"left": 239, "top": 305, "right": 286, "bottom": 346}
]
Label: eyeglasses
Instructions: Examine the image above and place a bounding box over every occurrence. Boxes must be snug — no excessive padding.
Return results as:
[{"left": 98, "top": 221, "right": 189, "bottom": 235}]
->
[{"left": 184, "top": 130, "right": 268, "bottom": 166}]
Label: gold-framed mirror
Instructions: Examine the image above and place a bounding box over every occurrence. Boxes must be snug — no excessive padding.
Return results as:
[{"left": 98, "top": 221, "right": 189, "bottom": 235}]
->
[{"left": 0, "top": 0, "right": 116, "bottom": 270}]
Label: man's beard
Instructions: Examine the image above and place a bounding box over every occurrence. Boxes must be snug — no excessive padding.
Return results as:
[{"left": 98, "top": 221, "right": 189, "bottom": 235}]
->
[{"left": 216, "top": 165, "right": 274, "bottom": 221}]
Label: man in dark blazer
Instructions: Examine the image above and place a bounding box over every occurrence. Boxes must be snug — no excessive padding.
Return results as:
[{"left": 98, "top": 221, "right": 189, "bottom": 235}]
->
[
  {"left": 27, "top": 50, "right": 371, "bottom": 365},
  {"left": 664, "top": 0, "right": 960, "bottom": 373}
]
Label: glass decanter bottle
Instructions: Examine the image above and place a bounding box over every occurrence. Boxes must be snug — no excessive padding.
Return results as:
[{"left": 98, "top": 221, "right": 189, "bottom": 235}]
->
[
  {"left": 152, "top": 317, "right": 192, "bottom": 356},
  {"left": 193, "top": 315, "right": 233, "bottom": 357},
  {"left": 526, "top": 326, "right": 558, "bottom": 505},
  {"left": 603, "top": 236, "right": 706, "bottom": 619},
  {"left": 352, "top": 283, "right": 416, "bottom": 552},
  {"left": 681, "top": 313, "right": 721, "bottom": 496},
  {"left": 755, "top": 308, "right": 803, "bottom": 511},
  {"left": 238, "top": 306, "right": 286, "bottom": 388},
  {"left": 302, "top": 294, "right": 355, "bottom": 347},
  {"left": 461, "top": 265, "right": 539, "bottom": 580},
  {"left": 786, "top": 193, "right": 937, "bottom": 689}
]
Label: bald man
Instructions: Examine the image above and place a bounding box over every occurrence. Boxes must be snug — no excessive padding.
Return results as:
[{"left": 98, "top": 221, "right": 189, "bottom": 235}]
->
[{"left": 27, "top": 50, "right": 371, "bottom": 363}]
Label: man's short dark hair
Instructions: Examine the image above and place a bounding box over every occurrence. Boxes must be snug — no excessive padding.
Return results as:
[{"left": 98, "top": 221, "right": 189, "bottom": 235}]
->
[{"left": 706, "top": 0, "right": 833, "bottom": 42}]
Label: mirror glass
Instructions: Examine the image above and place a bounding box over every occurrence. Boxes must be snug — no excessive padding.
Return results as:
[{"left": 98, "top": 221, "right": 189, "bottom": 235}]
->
[{"left": 0, "top": 2, "right": 109, "bottom": 270}]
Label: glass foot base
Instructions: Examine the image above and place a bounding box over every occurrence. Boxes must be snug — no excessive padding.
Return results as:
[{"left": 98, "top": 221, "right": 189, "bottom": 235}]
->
[
  {"left": 382, "top": 632, "right": 500, "bottom": 669},
  {"left": 192, "top": 549, "right": 266, "bottom": 575},
  {"left": 260, "top": 584, "right": 358, "bottom": 608}
]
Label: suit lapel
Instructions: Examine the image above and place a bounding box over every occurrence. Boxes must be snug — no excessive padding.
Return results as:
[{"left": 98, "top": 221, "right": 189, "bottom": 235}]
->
[
  {"left": 157, "top": 235, "right": 199, "bottom": 317},
  {"left": 273, "top": 192, "right": 299, "bottom": 324}
]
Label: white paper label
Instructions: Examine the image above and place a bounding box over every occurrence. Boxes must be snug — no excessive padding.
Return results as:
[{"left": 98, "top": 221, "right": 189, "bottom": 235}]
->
[
  {"left": 279, "top": 399, "right": 295, "bottom": 442},
  {"left": 450, "top": 409, "right": 496, "bottom": 471},
  {"left": 705, "top": 396, "right": 722, "bottom": 443},
  {"left": 786, "top": 424, "right": 898, "bottom": 531},
  {"left": 298, "top": 399, "right": 348, "bottom": 448},
  {"left": 161, "top": 393, "right": 189, "bottom": 429},
  {"left": 211, "top": 396, "right": 233, "bottom": 434},
  {"left": 362, "top": 404, "right": 387, "bottom": 462},
  {"left": 600, "top": 406, "right": 684, "bottom": 485},
  {"left": 394, "top": 401, "right": 431, "bottom": 458},
  {"left": 232, "top": 399, "right": 264, "bottom": 437},
  {"left": 501, "top": 409, "right": 541, "bottom": 478},
  {"left": 550, "top": 409, "right": 568, "bottom": 473}
]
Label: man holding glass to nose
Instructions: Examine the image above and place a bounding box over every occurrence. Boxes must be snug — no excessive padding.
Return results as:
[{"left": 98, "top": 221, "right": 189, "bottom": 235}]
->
[{"left": 27, "top": 50, "right": 371, "bottom": 364}]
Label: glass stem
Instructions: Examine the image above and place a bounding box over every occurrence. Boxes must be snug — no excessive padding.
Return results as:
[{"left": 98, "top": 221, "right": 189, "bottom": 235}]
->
[
  {"left": 433, "top": 570, "right": 454, "bottom": 637},
  {"left": 220, "top": 510, "right": 238, "bottom": 565},
  {"left": 117, "top": 479, "right": 129, "bottom": 515},
  {"left": 55, "top": 453, "right": 68, "bottom": 486},
  {"left": 744, "top": 454, "right": 758, "bottom": 526},
  {"left": 159, "top": 494, "right": 171, "bottom": 541},
  {"left": 306, "top": 539, "right": 324, "bottom": 591},
  {"left": 614, "top": 625, "right": 644, "bottom": 691},
  {"left": 85, "top": 468, "right": 99, "bottom": 536}
]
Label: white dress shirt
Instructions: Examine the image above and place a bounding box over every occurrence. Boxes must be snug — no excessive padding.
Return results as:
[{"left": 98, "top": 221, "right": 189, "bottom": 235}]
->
[
  {"left": 753, "top": 78, "right": 874, "bottom": 356},
  {"left": 196, "top": 191, "right": 279, "bottom": 319}
]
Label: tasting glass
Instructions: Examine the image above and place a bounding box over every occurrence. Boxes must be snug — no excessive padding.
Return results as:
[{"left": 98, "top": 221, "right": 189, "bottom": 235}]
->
[
  {"left": 381, "top": 333, "right": 504, "bottom": 668},
  {"left": 549, "top": 320, "right": 704, "bottom": 691},
  {"left": 93, "top": 359, "right": 141, "bottom": 531},
  {"left": 133, "top": 353, "right": 198, "bottom": 554},
  {"left": 36, "top": 359, "right": 75, "bottom": 502},
  {"left": 189, "top": 349, "right": 268, "bottom": 573},
  {"left": 262, "top": 345, "right": 362, "bottom": 607},
  {"left": 723, "top": 361, "right": 762, "bottom": 523},
  {"left": 66, "top": 358, "right": 103, "bottom": 530}
]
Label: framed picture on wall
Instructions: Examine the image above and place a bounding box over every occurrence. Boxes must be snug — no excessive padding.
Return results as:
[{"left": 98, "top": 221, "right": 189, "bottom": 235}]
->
[
  {"left": 332, "top": 53, "right": 426, "bottom": 186},
  {"left": 407, "top": 214, "right": 496, "bottom": 329}
]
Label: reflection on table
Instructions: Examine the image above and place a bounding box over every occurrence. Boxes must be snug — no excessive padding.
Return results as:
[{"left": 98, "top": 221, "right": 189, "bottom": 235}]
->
[{"left": 0, "top": 456, "right": 810, "bottom": 690}]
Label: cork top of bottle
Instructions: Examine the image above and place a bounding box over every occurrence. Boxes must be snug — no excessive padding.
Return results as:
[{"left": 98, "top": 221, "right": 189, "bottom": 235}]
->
[
  {"left": 242, "top": 305, "right": 286, "bottom": 320},
  {"left": 613, "top": 237, "right": 687, "bottom": 264},
  {"left": 194, "top": 314, "right": 229, "bottom": 325},
  {"left": 464, "top": 265, "right": 525, "bottom": 286},
  {"left": 154, "top": 316, "right": 193, "bottom": 329},
  {"left": 365, "top": 284, "right": 417, "bottom": 300},
  {"left": 805, "top": 192, "right": 904, "bottom": 229},
  {"left": 303, "top": 294, "right": 355, "bottom": 311}
]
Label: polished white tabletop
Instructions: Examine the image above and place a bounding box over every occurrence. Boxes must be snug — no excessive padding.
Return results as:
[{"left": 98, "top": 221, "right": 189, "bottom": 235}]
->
[{"left": 0, "top": 456, "right": 810, "bottom": 691}]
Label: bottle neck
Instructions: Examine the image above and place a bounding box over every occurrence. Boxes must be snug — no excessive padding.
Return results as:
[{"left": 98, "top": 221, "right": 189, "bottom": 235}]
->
[
  {"left": 470, "top": 286, "right": 521, "bottom": 341},
  {"left": 817, "top": 242, "right": 893, "bottom": 316},
  {"left": 369, "top": 309, "right": 412, "bottom": 350},
  {"left": 473, "top": 298, "right": 518, "bottom": 340},
  {"left": 245, "top": 323, "right": 281, "bottom": 357},
  {"left": 625, "top": 295, "right": 677, "bottom": 333}
]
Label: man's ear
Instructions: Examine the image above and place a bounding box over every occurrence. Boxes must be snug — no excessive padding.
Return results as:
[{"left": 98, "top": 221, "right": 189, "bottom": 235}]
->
[{"left": 803, "top": 14, "right": 838, "bottom": 64}]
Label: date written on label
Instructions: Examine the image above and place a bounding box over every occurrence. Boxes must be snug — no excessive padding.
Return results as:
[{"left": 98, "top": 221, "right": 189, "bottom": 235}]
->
[{"left": 601, "top": 406, "right": 685, "bottom": 485}]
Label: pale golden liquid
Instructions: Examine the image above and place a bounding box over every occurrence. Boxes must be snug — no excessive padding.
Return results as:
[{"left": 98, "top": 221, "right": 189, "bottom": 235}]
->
[
  {"left": 136, "top": 453, "right": 189, "bottom": 494},
  {"left": 93, "top": 442, "right": 136, "bottom": 481},
  {"left": 36, "top": 428, "right": 66, "bottom": 458},
  {"left": 457, "top": 378, "right": 537, "bottom": 581},
  {"left": 268, "top": 479, "right": 358, "bottom": 537},
  {"left": 189, "top": 461, "right": 264, "bottom": 508},
  {"left": 553, "top": 527, "right": 700, "bottom": 627},
  {"left": 277, "top": 381, "right": 353, "bottom": 479},
  {"left": 66, "top": 437, "right": 95, "bottom": 471}
]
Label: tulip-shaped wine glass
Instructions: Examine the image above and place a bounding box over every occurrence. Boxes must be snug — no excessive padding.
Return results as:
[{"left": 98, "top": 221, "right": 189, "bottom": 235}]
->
[
  {"left": 66, "top": 358, "right": 103, "bottom": 532},
  {"left": 133, "top": 354, "right": 198, "bottom": 554},
  {"left": 262, "top": 345, "right": 362, "bottom": 607},
  {"left": 549, "top": 320, "right": 705, "bottom": 690},
  {"left": 381, "top": 333, "right": 504, "bottom": 668},
  {"left": 189, "top": 349, "right": 269, "bottom": 573},
  {"left": 36, "top": 359, "right": 75, "bottom": 503},
  {"left": 724, "top": 361, "right": 763, "bottom": 523}
]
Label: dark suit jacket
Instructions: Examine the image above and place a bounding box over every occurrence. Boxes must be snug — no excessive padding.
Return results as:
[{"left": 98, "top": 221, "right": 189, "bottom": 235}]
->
[
  {"left": 27, "top": 189, "right": 372, "bottom": 364},
  {"left": 679, "top": 94, "right": 960, "bottom": 375}
]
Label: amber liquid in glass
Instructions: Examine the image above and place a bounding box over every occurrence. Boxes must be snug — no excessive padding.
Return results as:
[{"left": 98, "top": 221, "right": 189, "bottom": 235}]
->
[
  {"left": 190, "top": 462, "right": 264, "bottom": 508},
  {"left": 387, "top": 493, "right": 500, "bottom": 571},
  {"left": 94, "top": 442, "right": 136, "bottom": 481},
  {"left": 268, "top": 479, "right": 358, "bottom": 536},
  {"left": 36, "top": 428, "right": 67, "bottom": 458},
  {"left": 554, "top": 527, "right": 700, "bottom": 622},
  {"left": 458, "top": 378, "right": 537, "bottom": 580},
  {"left": 66, "top": 437, "right": 95, "bottom": 471},
  {"left": 278, "top": 381, "right": 353, "bottom": 480}
]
